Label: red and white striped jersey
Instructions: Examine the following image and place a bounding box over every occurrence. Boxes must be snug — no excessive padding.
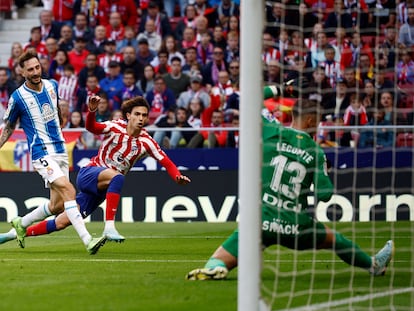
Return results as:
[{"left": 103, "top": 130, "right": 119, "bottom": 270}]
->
[
  {"left": 98, "top": 54, "right": 123, "bottom": 74},
  {"left": 87, "top": 117, "right": 180, "bottom": 178},
  {"left": 58, "top": 74, "right": 78, "bottom": 111}
]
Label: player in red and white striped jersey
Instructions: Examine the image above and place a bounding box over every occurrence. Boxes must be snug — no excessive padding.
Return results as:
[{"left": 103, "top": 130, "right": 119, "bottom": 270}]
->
[{"left": 0, "top": 96, "right": 190, "bottom": 246}]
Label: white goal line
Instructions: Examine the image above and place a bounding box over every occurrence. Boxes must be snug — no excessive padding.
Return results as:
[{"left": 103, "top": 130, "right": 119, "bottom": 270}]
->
[{"left": 278, "top": 287, "right": 414, "bottom": 311}]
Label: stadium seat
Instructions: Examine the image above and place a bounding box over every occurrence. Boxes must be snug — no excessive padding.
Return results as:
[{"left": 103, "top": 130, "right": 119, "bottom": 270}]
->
[
  {"left": 398, "top": 83, "right": 414, "bottom": 108},
  {"left": 0, "top": 0, "right": 12, "bottom": 12},
  {"left": 396, "top": 132, "right": 414, "bottom": 147},
  {"left": 149, "top": 111, "right": 163, "bottom": 125}
]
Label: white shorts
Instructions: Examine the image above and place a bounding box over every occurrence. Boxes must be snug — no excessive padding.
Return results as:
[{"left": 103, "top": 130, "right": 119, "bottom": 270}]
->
[{"left": 32, "top": 154, "right": 70, "bottom": 188}]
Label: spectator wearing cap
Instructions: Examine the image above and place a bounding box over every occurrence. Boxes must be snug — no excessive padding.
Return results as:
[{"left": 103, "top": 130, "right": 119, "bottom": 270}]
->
[
  {"left": 98, "top": 39, "right": 123, "bottom": 74},
  {"left": 177, "top": 73, "right": 211, "bottom": 109},
  {"left": 86, "top": 25, "right": 107, "bottom": 55},
  {"left": 163, "top": 56, "right": 191, "bottom": 98},
  {"left": 137, "top": 19, "right": 163, "bottom": 52},
  {"left": 99, "top": 60, "right": 124, "bottom": 110},
  {"left": 136, "top": 38, "right": 157, "bottom": 70},
  {"left": 106, "top": 11, "right": 125, "bottom": 42},
  {"left": 139, "top": 1, "right": 172, "bottom": 38},
  {"left": 98, "top": 0, "right": 138, "bottom": 28},
  {"left": 68, "top": 36, "right": 90, "bottom": 75},
  {"left": 23, "top": 27, "right": 48, "bottom": 58},
  {"left": 58, "top": 25, "right": 75, "bottom": 52}
]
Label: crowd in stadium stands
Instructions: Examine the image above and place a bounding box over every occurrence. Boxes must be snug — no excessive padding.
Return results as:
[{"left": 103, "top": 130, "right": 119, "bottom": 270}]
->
[{"left": 0, "top": 0, "right": 413, "bottom": 149}]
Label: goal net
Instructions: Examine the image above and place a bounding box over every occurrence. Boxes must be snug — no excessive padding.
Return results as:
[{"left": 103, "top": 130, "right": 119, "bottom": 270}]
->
[{"left": 255, "top": 1, "right": 414, "bottom": 310}]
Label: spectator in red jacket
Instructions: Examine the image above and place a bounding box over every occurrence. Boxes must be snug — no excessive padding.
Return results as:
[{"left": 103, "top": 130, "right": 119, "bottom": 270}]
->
[
  {"left": 187, "top": 109, "right": 228, "bottom": 148},
  {"left": 98, "top": 0, "right": 138, "bottom": 28},
  {"left": 340, "top": 31, "right": 374, "bottom": 72},
  {"left": 68, "top": 36, "right": 90, "bottom": 75},
  {"left": 52, "top": 0, "right": 74, "bottom": 27}
]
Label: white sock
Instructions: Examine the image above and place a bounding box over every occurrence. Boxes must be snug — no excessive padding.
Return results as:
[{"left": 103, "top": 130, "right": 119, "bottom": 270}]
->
[
  {"left": 6, "top": 228, "right": 16, "bottom": 238},
  {"left": 64, "top": 200, "right": 91, "bottom": 246},
  {"left": 21, "top": 202, "right": 52, "bottom": 228},
  {"left": 104, "top": 220, "right": 115, "bottom": 231}
]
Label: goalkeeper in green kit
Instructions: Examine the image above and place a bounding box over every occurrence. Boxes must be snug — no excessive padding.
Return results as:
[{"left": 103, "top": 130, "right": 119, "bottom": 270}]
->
[{"left": 186, "top": 86, "right": 394, "bottom": 280}]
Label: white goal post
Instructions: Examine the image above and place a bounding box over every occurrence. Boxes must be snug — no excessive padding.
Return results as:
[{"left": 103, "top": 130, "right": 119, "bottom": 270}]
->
[{"left": 238, "top": 0, "right": 264, "bottom": 310}]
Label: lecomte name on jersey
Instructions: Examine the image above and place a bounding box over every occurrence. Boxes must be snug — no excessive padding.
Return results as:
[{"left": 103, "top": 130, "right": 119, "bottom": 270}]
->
[{"left": 276, "top": 142, "right": 314, "bottom": 164}]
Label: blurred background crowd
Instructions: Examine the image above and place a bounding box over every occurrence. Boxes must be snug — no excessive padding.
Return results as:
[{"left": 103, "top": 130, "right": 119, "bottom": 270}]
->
[{"left": 0, "top": 0, "right": 413, "bottom": 149}]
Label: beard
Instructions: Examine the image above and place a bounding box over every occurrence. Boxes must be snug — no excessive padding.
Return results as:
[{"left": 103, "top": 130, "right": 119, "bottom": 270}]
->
[{"left": 27, "top": 75, "right": 41, "bottom": 85}]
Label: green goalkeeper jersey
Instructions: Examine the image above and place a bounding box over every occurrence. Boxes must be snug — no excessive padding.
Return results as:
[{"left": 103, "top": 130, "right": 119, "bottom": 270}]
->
[{"left": 261, "top": 112, "right": 333, "bottom": 212}]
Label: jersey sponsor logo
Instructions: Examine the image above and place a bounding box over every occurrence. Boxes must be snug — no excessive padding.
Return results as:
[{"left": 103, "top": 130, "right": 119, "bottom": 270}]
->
[
  {"left": 47, "top": 167, "right": 54, "bottom": 175},
  {"left": 116, "top": 153, "right": 124, "bottom": 162},
  {"left": 263, "top": 192, "right": 302, "bottom": 212},
  {"left": 262, "top": 219, "right": 299, "bottom": 235},
  {"left": 41, "top": 103, "right": 55, "bottom": 123}
]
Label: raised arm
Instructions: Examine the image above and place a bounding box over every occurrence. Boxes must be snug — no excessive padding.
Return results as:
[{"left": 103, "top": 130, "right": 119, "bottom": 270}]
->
[{"left": 85, "top": 95, "right": 106, "bottom": 135}]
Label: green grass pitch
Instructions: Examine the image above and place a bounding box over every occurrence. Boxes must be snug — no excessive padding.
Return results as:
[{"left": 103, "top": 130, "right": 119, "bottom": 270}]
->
[{"left": 0, "top": 221, "right": 412, "bottom": 311}]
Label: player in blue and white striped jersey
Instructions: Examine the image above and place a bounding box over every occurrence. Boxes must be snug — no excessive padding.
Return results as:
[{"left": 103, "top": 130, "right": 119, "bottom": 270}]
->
[{"left": 0, "top": 51, "right": 106, "bottom": 254}]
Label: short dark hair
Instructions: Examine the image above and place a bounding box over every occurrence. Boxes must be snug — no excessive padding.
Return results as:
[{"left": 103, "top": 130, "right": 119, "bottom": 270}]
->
[
  {"left": 292, "top": 98, "right": 318, "bottom": 118},
  {"left": 123, "top": 68, "right": 136, "bottom": 79},
  {"left": 18, "top": 50, "right": 39, "bottom": 68},
  {"left": 170, "top": 56, "right": 182, "bottom": 64},
  {"left": 121, "top": 96, "right": 150, "bottom": 120},
  {"left": 185, "top": 46, "right": 197, "bottom": 53},
  {"left": 63, "top": 64, "right": 75, "bottom": 72},
  {"left": 86, "top": 74, "right": 98, "bottom": 81}
]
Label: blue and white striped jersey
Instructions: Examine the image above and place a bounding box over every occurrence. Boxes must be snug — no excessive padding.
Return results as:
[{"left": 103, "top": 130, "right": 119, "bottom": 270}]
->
[{"left": 4, "top": 79, "right": 67, "bottom": 161}]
